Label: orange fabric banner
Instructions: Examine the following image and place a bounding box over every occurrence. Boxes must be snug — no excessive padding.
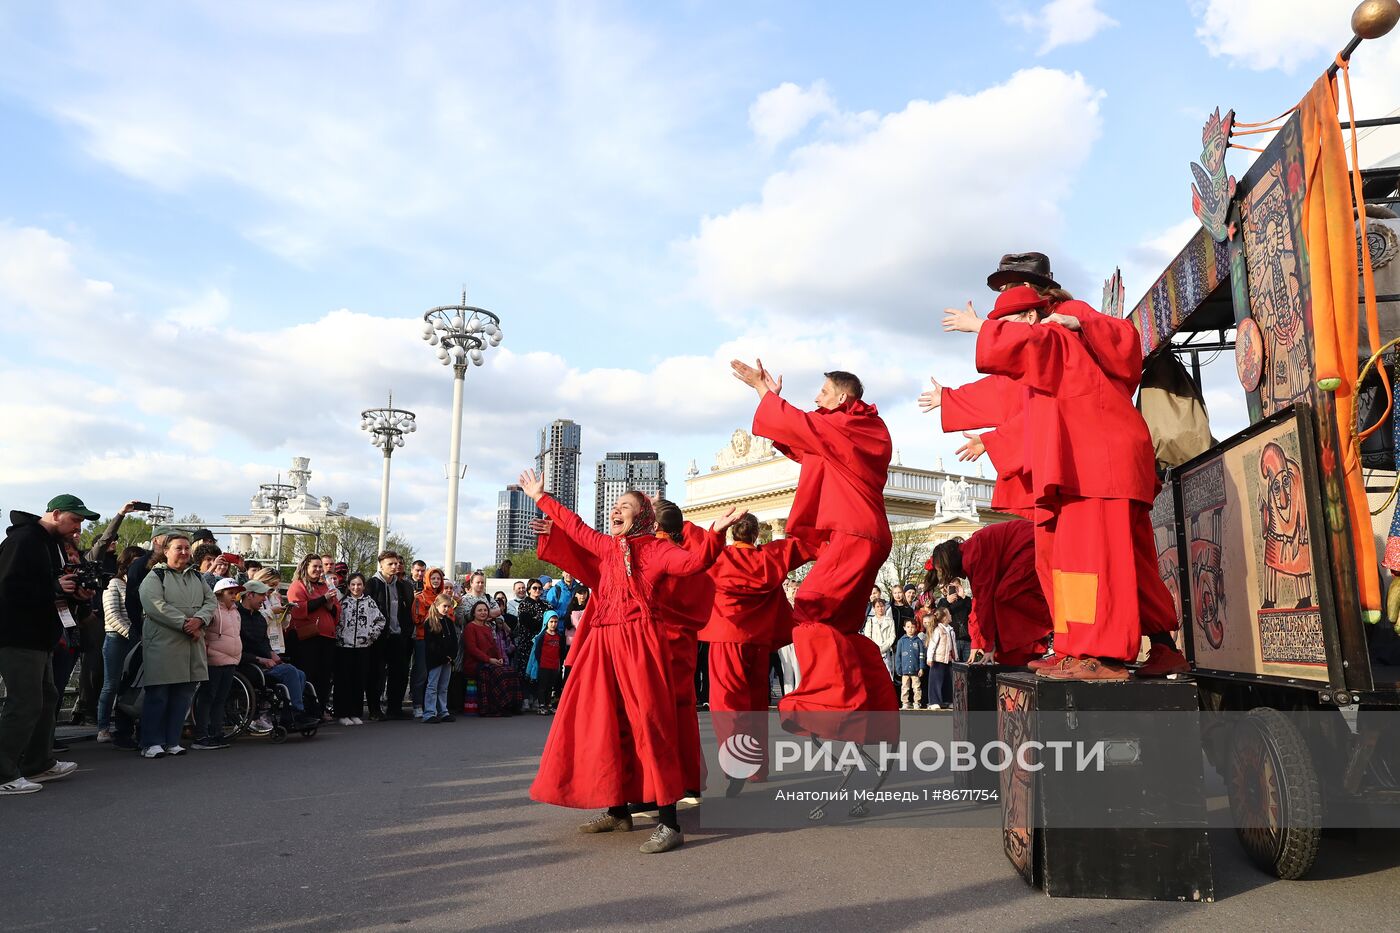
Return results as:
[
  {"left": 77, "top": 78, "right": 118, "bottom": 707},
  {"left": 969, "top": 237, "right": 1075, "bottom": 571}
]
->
[{"left": 1299, "top": 72, "right": 1381, "bottom": 619}]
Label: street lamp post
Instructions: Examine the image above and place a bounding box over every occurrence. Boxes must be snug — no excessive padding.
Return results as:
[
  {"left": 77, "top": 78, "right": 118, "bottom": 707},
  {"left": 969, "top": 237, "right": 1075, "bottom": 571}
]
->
[
  {"left": 260, "top": 480, "right": 295, "bottom": 574},
  {"left": 360, "top": 393, "right": 417, "bottom": 554},
  {"left": 421, "top": 291, "right": 503, "bottom": 577}
]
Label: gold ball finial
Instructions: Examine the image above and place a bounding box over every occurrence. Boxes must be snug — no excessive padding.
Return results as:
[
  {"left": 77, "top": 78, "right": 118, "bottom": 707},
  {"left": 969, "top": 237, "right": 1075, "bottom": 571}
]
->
[{"left": 1353, "top": 0, "right": 1400, "bottom": 39}]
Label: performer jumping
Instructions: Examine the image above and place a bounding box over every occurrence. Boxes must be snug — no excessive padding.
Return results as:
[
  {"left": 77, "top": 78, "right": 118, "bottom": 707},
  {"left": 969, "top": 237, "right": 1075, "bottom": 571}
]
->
[
  {"left": 519, "top": 468, "right": 738, "bottom": 854},
  {"left": 928, "top": 282, "right": 1181, "bottom": 680},
  {"left": 729, "top": 360, "right": 898, "bottom": 741},
  {"left": 699, "top": 512, "right": 812, "bottom": 794},
  {"left": 926, "top": 521, "right": 1050, "bottom": 666}
]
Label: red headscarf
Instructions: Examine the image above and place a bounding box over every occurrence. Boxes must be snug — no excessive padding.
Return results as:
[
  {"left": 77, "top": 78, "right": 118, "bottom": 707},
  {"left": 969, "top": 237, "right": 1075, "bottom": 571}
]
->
[{"left": 412, "top": 567, "right": 448, "bottom": 639}]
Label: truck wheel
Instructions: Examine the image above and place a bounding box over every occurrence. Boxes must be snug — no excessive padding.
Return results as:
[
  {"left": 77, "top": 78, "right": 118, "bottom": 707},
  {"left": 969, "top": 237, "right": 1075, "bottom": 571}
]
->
[{"left": 1226, "top": 707, "right": 1322, "bottom": 880}]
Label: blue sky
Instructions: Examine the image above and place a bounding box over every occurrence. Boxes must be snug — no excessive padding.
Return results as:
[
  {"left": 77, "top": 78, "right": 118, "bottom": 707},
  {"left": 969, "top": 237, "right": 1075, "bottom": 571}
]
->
[{"left": 2, "top": 0, "right": 1396, "bottom": 567}]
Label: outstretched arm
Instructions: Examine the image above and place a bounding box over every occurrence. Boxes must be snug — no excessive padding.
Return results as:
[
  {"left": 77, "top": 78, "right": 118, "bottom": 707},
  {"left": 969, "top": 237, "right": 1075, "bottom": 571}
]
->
[{"left": 519, "top": 469, "right": 614, "bottom": 562}]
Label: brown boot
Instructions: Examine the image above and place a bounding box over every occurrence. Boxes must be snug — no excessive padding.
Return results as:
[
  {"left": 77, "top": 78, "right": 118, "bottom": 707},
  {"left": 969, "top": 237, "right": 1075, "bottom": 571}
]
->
[
  {"left": 1134, "top": 644, "right": 1190, "bottom": 678},
  {"left": 1042, "top": 657, "right": 1129, "bottom": 681},
  {"left": 1031, "top": 655, "right": 1074, "bottom": 676}
]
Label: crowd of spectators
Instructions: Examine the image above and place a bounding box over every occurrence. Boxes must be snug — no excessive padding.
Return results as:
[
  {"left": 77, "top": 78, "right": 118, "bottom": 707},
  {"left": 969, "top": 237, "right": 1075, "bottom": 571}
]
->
[
  {"left": 861, "top": 579, "right": 974, "bottom": 710},
  {"left": 0, "top": 495, "right": 594, "bottom": 796}
]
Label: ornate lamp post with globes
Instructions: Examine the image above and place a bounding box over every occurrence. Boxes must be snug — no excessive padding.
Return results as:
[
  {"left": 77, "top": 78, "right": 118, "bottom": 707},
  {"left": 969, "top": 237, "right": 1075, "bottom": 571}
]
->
[
  {"left": 421, "top": 291, "right": 503, "bottom": 576},
  {"left": 361, "top": 393, "right": 417, "bottom": 554}
]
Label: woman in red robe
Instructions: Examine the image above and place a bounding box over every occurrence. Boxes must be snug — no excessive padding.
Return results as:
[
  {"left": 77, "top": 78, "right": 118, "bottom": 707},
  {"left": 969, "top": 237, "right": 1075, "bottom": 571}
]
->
[
  {"left": 700, "top": 512, "right": 811, "bottom": 789},
  {"left": 518, "top": 469, "right": 736, "bottom": 855}
]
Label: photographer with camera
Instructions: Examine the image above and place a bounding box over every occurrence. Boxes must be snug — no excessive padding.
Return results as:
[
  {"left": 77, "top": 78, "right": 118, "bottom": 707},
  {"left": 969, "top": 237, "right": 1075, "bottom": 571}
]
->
[{"left": 0, "top": 495, "right": 99, "bottom": 795}]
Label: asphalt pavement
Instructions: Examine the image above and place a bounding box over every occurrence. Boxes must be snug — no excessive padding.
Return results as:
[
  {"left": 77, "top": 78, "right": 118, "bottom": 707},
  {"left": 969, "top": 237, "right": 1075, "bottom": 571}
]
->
[{"left": 2, "top": 715, "right": 1398, "bottom": 932}]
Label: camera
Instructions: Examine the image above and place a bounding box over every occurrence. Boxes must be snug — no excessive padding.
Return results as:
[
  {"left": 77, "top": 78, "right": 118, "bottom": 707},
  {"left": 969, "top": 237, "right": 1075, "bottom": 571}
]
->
[{"left": 68, "top": 560, "right": 113, "bottom": 594}]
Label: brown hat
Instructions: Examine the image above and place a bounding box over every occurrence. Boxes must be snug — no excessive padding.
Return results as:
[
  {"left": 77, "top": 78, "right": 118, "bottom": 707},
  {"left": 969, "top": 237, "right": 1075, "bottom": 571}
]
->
[{"left": 987, "top": 252, "right": 1060, "bottom": 292}]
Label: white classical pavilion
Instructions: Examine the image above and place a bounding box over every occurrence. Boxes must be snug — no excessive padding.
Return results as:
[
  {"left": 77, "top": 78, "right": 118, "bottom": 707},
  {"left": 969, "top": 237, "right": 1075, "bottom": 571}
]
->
[{"left": 222, "top": 457, "right": 349, "bottom": 559}]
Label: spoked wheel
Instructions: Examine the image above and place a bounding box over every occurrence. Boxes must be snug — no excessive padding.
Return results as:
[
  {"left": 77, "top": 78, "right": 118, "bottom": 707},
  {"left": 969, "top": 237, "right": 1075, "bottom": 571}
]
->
[
  {"left": 1225, "top": 707, "right": 1322, "bottom": 880},
  {"left": 222, "top": 673, "right": 255, "bottom": 739}
]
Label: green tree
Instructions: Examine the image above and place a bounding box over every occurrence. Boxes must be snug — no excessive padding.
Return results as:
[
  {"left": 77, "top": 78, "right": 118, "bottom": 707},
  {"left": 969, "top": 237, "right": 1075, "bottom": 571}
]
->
[
  {"left": 879, "top": 522, "right": 935, "bottom": 595},
  {"left": 277, "top": 516, "right": 416, "bottom": 577},
  {"left": 79, "top": 516, "right": 154, "bottom": 554},
  {"left": 500, "top": 549, "right": 562, "bottom": 581}
]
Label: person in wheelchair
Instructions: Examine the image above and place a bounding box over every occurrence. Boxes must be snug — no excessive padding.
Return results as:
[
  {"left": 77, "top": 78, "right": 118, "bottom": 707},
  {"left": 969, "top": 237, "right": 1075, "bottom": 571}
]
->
[{"left": 237, "top": 580, "right": 318, "bottom": 731}]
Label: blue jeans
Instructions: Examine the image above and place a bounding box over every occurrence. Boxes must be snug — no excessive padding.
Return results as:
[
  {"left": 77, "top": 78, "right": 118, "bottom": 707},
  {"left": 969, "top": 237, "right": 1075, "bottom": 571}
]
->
[
  {"left": 98, "top": 633, "right": 131, "bottom": 731},
  {"left": 194, "top": 665, "right": 237, "bottom": 740},
  {"left": 411, "top": 638, "right": 428, "bottom": 710},
  {"left": 263, "top": 663, "right": 307, "bottom": 711},
  {"left": 141, "top": 682, "right": 199, "bottom": 749},
  {"left": 425, "top": 663, "right": 451, "bottom": 717}
]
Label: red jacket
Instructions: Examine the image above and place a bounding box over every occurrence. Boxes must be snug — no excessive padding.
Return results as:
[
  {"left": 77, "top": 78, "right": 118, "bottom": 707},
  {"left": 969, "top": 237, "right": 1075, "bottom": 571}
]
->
[
  {"left": 462, "top": 621, "right": 499, "bottom": 678},
  {"left": 975, "top": 317, "right": 1157, "bottom": 506},
  {"left": 286, "top": 579, "right": 338, "bottom": 640},
  {"left": 941, "top": 375, "right": 1035, "bottom": 516},
  {"left": 752, "top": 393, "right": 892, "bottom": 546},
  {"left": 962, "top": 520, "right": 1050, "bottom": 655},
  {"left": 651, "top": 522, "right": 717, "bottom": 633},
  {"left": 700, "top": 539, "right": 811, "bottom": 648}
]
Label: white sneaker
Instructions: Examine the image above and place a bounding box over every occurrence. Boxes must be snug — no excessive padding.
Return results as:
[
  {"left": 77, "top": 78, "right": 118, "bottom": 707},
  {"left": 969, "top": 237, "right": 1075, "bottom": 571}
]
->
[
  {"left": 351, "top": 717, "right": 364, "bottom": 726},
  {"left": 142, "top": 746, "right": 166, "bottom": 759},
  {"left": 413, "top": 707, "right": 423, "bottom": 719},
  {"left": 0, "top": 776, "right": 44, "bottom": 795},
  {"left": 338, "top": 717, "right": 355, "bottom": 726},
  {"left": 929, "top": 704, "right": 942, "bottom": 710},
  {"left": 96, "top": 729, "right": 112, "bottom": 744},
  {"left": 165, "top": 745, "right": 187, "bottom": 756},
  {"left": 28, "top": 761, "right": 78, "bottom": 783},
  {"left": 250, "top": 716, "right": 273, "bottom": 734}
]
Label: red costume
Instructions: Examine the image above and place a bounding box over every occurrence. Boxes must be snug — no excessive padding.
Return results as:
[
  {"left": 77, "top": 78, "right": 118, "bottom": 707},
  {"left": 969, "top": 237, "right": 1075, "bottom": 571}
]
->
[
  {"left": 750, "top": 392, "right": 898, "bottom": 741},
  {"left": 972, "top": 291, "right": 1177, "bottom": 662},
  {"left": 528, "top": 495, "right": 721, "bottom": 810},
  {"left": 699, "top": 538, "right": 811, "bottom": 781},
  {"left": 961, "top": 520, "right": 1051, "bottom": 665},
  {"left": 650, "top": 521, "right": 717, "bottom": 793}
]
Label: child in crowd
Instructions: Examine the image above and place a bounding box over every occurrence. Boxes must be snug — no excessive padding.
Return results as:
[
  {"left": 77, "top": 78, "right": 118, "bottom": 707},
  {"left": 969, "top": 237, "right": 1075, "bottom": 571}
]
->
[
  {"left": 422, "top": 594, "right": 459, "bottom": 723},
  {"left": 192, "top": 579, "right": 245, "bottom": 750},
  {"left": 926, "top": 607, "right": 957, "bottom": 709},
  {"left": 893, "top": 619, "right": 926, "bottom": 711},
  {"left": 528, "top": 610, "right": 567, "bottom": 714},
  {"left": 336, "top": 573, "right": 386, "bottom": 726}
]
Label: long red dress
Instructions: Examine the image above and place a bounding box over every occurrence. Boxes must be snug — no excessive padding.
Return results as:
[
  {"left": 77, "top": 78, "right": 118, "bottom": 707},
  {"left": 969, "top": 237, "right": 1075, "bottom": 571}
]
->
[
  {"left": 528, "top": 495, "right": 721, "bottom": 810},
  {"left": 962, "top": 520, "right": 1051, "bottom": 665},
  {"left": 649, "top": 521, "right": 717, "bottom": 793},
  {"left": 974, "top": 315, "right": 1176, "bottom": 661},
  {"left": 700, "top": 537, "right": 811, "bottom": 780},
  {"left": 750, "top": 392, "right": 898, "bottom": 742}
]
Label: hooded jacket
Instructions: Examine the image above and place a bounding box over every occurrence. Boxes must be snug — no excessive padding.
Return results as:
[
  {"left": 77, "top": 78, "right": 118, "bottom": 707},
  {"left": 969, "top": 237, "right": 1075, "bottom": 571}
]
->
[
  {"left": 526, "top": 609, "right": 569, "bottom": 680},
  {"left": 138, "top": 561, "right": 216, "bottom": 686},
  {"left": 338, "top": 593, "right": 387, "bottom": 648},
  {"left": 0, "top": 511, "right": 68, "bottom": 651},
  {"left": 699, "top": 538, "right": 811, "bottom": 648}
]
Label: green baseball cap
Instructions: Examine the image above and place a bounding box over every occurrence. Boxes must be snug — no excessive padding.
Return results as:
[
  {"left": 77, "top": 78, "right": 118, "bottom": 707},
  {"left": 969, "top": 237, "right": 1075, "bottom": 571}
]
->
[
  {"left": 242, "top": 580, "right": 271, "bottom": 595},
  {"left": 45, "top": 494, "right": 100, "bottom": 521}
]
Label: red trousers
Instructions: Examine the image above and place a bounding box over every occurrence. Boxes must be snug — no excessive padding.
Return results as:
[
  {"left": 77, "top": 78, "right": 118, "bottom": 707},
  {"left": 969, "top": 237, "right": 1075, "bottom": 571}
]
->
[
  {"left": 1034, "top": 497, "right": 1179, "bottom": 662},
  {"left": 793, "top": 532, "right": 890, "bottom": 634},
  {"left": 663, "top": 624, "right": 705, "bottom": 793},
  {"left": 709, "top": 641, "right": 772, "bottom": 781}
]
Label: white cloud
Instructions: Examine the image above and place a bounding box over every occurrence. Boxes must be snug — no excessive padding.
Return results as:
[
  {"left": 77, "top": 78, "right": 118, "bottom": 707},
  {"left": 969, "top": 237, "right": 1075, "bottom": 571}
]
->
[
  {"left": 1119, "top": 216, "right": 1201, "bottom": 310},
  {"left": 688, "top": 68, "right": 1105, "bottom": 331},
  {"left": 1193, "top": 0, "right": 1346, "bottom": 73},
  {"left": 749, "top": 81, "right": 837, "bottom": 150},
  {"left": 1010, "top": 0, "right": 1119, "bottom": 55}
]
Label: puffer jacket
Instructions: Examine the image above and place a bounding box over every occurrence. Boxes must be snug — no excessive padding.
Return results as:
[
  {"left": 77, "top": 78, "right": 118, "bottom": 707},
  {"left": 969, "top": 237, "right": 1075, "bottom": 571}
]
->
[
  {"left": 337, "top": 594, "right": 386, "bottom": 648},
  {"left": 205, "top": 604, "right": 244, "bottom": 667},
  {"left": 138, "top": 562, "right": 215, "bottom": 686}
]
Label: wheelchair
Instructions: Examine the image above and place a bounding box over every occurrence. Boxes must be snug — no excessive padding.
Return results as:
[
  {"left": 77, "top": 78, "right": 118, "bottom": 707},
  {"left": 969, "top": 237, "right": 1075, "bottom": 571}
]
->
[{"left": 228, "top": 663, "right": 320, "bottom": 743}]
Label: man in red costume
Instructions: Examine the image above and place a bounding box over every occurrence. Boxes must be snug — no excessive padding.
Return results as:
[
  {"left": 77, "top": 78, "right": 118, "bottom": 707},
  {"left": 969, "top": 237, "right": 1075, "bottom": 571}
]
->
[
  {"left": 729, "top": 361, "right": 898, "bottom": 739},
  {"left": 699, "top": 512, "right": 811, "bottom": 791},
  {"left": 928, "top": 283, "right": 1181, "bottom": 680}
]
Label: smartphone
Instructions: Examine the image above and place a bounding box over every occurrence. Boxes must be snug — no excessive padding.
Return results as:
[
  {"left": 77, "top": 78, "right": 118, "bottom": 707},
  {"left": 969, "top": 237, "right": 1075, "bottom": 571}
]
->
[{"left": 131, "top": 501, "right": 153, "bottom": 512}]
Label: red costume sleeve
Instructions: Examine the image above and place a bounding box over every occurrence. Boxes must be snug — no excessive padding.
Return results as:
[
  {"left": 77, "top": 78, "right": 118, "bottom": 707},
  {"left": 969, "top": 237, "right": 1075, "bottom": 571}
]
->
[
  {"left": 753, "top": 392, "right": 885, "bottom": 485},
  {"left": 536, "top": 495, "right": 613, "bottom": 566},
  {"left": 1057, "top": 300, "right": 1143, "bottom": 395},
  {"left": 648, "top": 526, "right": 724, "bottom": 577},
  {"left": 975, "top": 319, "right": 1091, "bottom": 395},
  {"left": 767, "top": 537, "right": 814, "bottom": 577},
  {"left": 941, "top": 375, "right": 1021, "bottom": 432},
  {"left": 536, "top": 528, "right": 601, "bottom": 588}
]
